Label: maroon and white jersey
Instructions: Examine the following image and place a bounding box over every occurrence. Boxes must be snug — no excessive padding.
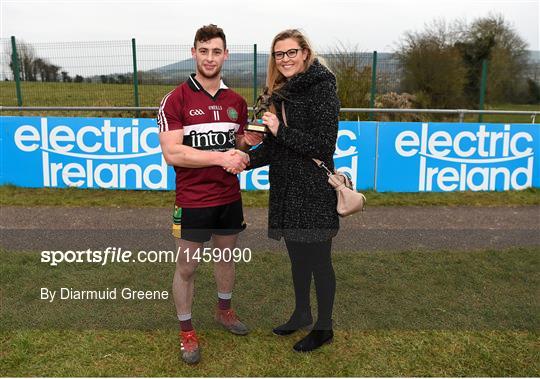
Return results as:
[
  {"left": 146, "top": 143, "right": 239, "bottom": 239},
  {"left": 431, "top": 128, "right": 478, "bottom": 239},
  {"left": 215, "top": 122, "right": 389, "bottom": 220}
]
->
[{"left": 157, "top": 74, "right": 247, "bottom": 208}]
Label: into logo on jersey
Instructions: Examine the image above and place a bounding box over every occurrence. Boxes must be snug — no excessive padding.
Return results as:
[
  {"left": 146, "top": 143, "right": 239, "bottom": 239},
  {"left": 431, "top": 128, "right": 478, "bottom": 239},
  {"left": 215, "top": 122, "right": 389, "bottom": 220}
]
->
[
  {"left": 188, "top": 130, "right": 235, "bottom": 151},
  {"left": 189, "top": 109, "right": 205, "bottom": 116},
  {"left": 228, "top": 130, "right": 236, "bottom": 145}
]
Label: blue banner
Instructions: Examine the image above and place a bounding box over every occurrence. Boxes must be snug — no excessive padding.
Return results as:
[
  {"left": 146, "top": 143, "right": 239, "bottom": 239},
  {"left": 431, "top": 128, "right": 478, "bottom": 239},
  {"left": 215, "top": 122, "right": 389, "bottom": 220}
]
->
[
  {"left": 1, "top": 117, "right": 173, "bottom": 190},
  {"left": 1, "top": 116, "right": 538, "bottom": 192},
  {"left": 238, "top": 121, "right": 376, "bottom": 190},
  {"left": 334, "top": 121, "right": 376, "bottom": 190},
  {"left": 376, "top": 122, "right": 539, "bottom": 192}
]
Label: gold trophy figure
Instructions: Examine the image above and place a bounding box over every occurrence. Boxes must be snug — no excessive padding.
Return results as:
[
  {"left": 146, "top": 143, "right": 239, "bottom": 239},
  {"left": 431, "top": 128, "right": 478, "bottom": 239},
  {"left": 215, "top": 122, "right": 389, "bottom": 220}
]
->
[{"left": 246, "top": 89, "right": 271, "bottom": 133}]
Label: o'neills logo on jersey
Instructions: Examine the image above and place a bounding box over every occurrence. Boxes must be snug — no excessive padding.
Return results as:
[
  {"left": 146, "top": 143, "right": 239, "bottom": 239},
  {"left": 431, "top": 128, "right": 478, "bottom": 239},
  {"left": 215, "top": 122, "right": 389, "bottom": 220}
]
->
[
  {"left": 187, "top": 129, "right": 236, "bottom": 151},
  {"left": 13, "top": 118, "right": 168, "bottom": 189},
  {"left": 395, "top": 123, "right": 534, "bottom": 191}
]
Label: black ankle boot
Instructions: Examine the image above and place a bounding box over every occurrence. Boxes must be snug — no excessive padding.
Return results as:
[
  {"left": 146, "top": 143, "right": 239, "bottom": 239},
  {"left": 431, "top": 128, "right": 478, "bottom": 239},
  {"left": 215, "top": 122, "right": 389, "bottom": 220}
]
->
[
  {"left": 272, "top": 311, "right": 313, "bottom": 336},
  {"left": 293, "top": 328, "right": 333, "bottom": 352}
]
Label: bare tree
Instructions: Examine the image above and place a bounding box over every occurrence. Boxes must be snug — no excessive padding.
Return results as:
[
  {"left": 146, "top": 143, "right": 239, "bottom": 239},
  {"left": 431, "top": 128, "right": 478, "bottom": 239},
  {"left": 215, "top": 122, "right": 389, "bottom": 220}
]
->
[
  {"left": 324, "top": 43, "right": 372, "bottom": 119},
  {"left": 12, "top": 40, "right": 37, "bottom": 81},
  {"left": 5, "top": 39, "right": 63, "bottom": 82}
]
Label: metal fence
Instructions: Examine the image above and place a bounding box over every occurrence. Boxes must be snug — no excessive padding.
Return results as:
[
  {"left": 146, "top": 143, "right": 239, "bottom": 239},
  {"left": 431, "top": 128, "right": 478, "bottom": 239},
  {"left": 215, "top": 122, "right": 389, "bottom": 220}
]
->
[
  {"left": 1, "top": 39, "right": 259, "bottom": 107},
  {"left": 2, "top": 106, "right": 537, "bottom": 124},
  {"left": 1, "top": 37, "right": 404, "bottom": 109},
  {"left": 1, "top": 37, "right": 538, "bottom": 113}
]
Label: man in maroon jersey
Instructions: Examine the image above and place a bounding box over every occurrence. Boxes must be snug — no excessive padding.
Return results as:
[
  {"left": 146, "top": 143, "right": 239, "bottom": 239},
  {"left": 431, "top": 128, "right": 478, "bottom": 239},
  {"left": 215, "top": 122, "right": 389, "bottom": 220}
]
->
[{"left": 158, "top": 24, "right": 263, "bottom": 364}]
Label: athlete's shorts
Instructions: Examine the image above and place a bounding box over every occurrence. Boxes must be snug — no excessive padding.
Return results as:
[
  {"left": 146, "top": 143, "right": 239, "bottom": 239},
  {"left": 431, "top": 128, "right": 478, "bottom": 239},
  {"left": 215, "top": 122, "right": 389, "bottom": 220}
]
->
[{"left": 172, "top": 199, "right": 246, "bottom": 243}]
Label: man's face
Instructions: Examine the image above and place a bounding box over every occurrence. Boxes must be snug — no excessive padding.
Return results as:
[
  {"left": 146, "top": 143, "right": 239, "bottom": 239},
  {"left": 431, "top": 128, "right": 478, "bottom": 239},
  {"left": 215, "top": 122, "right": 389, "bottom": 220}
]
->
[{"left": 191, "top": 37, "right": 228, "bottom": 79}]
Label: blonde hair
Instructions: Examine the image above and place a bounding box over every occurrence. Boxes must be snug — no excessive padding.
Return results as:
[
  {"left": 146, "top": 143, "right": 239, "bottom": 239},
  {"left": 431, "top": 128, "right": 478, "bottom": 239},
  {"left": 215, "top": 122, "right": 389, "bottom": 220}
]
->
[{"left": 266, "top": 29, "right": 317, "bottom": 95}]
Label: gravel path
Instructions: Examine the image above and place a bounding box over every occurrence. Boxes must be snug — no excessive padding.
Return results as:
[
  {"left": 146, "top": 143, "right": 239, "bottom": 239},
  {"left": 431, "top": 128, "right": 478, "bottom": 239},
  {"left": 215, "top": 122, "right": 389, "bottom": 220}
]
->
[{"left": 1, "top": 206, "right": 539, "bottom": 252}]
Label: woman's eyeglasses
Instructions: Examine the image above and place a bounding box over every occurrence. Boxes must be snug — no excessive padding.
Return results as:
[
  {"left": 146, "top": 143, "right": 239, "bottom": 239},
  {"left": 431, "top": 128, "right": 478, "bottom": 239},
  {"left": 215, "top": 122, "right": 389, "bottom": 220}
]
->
[{"left": 272, "top": 48, "right": 301, "bottom": 60}]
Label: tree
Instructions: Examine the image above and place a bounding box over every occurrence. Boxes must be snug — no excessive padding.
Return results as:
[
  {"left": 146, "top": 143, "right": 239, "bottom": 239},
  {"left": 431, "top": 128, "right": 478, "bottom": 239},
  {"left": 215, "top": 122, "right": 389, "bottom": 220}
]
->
[
  {"left": 457, "top": 14, "right": 529, "bottom": 104},
  {"left": 5, "top": 39, "right": 63, "bottom": 82},
  {"left": 45, "top": 64, "right": 60, "bottom": 82},
  {"left": 61, "top": 71, "right": 72, "bottom": 82},
  {"left": 525, "top": 78, "right": 540, "bottom": 104},
  {"left": 324, "top": 43, "right": 372, "bottom": 119},
  {"left": 74, "top": 75, "right": 84, "bottom": 83},
  {"left": 8, "top": 39, "right": 37, "bottom": 81},
  {"left": 117, "top": 74, "right": 127, "bottom": 84},
  {"left": 33, "top": 57, "right": 47, "bottom": 81},
  {"left": 396, "top": 20, "right": 467, "bottom": 109}
]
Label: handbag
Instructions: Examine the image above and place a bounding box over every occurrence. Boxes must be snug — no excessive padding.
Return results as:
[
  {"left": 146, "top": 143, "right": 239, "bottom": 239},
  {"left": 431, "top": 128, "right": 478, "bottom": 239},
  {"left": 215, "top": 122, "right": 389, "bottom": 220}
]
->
[
  {"left": 280, "top": 104, "right": 366, "bottom": 217},
  {"left": 312, "top": 158, "right": 366, "bottom": 217}
]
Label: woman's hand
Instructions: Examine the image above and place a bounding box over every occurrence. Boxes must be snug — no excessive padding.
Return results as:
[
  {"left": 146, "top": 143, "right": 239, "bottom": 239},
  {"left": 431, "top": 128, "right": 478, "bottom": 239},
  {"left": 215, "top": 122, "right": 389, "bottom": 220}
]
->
[{"left": 261, "top": 111, "right": 280, "bottom": 136}]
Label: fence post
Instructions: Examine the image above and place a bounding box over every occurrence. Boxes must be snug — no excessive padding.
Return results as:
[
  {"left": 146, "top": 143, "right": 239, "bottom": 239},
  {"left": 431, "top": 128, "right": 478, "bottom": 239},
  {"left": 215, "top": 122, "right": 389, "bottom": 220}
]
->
[
  {"left": 253, "top": 44, "right": 257, "bottom": 105},
  {"left": 369, "top": 51, "right": 377, "bottom": 121},
  {"left": 373, "top": 121, "right": 380, "bottom": 191},
  {"left": 11, "top": 36, "right": 23, "bottom": 106},
  {"left": 478, "top": 59, "right": 488, "bottom": 123},
  {"left": 131, "top": 38, "right": 140, "bottom": 118}
]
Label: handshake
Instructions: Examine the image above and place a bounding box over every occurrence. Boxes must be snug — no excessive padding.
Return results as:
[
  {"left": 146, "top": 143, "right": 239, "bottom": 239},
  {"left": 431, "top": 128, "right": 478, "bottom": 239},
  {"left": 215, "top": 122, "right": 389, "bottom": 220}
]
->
[{"left": 221, "top": 149, "right": 250, "bottom": 175}]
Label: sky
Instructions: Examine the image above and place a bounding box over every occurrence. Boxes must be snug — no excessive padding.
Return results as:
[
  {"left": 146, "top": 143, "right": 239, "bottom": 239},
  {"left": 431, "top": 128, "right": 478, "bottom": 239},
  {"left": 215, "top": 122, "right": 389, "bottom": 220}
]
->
[{"left": 1, "top": 0, "right": 539, "bottom": 52}]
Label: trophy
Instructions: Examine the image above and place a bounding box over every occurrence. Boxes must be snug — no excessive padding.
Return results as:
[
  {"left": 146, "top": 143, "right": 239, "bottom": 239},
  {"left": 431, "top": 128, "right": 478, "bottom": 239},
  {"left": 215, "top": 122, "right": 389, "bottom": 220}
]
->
[{"left": 246, "top": 88, "right": 271, "bottom": 133}]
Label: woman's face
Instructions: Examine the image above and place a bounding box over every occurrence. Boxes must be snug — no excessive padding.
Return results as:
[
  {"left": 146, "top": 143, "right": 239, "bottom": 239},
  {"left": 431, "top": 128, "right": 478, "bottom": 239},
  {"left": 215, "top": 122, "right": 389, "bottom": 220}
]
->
[{"left": 273, "top": 38, "right": 308, "bottom": 78}]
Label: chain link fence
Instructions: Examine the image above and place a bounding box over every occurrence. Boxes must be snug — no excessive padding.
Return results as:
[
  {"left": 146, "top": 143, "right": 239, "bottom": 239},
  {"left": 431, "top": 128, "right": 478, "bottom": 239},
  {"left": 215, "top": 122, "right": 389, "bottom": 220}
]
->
[
  {"left": 1, "top": 37, "right": 538, "bottom": 120},
  {"left": 0, "top": 38, "right": 396, "bottom": 109}
]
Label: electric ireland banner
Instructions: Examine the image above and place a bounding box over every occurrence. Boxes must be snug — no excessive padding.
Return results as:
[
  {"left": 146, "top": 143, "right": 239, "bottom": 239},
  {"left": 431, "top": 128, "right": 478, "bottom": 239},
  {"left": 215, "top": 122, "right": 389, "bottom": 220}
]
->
[
  {"left": 1, "top": 117, "right": 538, "bottom": 192},
  {"left": 376, "top": 122, "right": 539, "bottom": 192}
]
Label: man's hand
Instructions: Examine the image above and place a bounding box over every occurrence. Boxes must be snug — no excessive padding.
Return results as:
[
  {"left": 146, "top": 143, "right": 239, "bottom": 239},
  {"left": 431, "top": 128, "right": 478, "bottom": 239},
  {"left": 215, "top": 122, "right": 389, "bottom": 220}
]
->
[
  {"left": 221, "top": 149, "right": 250, "bottom": 174},
  {"left": 243, "top": 131, "right": 264, "bottom": 146}
]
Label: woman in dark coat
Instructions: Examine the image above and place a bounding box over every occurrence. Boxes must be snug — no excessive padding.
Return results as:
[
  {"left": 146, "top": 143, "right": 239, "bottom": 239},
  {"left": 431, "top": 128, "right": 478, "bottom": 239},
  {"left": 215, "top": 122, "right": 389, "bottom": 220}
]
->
[{"left": 247, "top": 29, "right": 340, "bottom": 352}]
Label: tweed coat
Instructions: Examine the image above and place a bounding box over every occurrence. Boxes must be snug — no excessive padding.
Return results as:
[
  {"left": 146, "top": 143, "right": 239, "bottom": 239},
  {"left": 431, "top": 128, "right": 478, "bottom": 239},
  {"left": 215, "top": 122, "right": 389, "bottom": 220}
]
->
[{"left": 248, "top": 59, "right": 340, "bottom": 242}]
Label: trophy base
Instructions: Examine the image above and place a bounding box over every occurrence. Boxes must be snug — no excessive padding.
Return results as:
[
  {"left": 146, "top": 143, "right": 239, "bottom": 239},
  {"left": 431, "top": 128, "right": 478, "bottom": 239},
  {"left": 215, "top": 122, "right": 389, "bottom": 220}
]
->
[{"left": 245, "top": 123, "right": 268, "bottom": 133}]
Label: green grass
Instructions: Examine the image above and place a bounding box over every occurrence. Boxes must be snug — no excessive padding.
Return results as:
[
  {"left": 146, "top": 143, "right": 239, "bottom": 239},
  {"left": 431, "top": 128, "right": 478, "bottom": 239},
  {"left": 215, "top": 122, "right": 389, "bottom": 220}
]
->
[
  {"left": 1, "top": 247, "right": 538, "bottom": 376},
  {"left": 1, "top": 185, "right": 539, "bottom": 207},
  {"left": 0, "top": 82, "right": 254, "bottom": 118},
  {"left": 364, "top": 103, "right": 539, "bottom": 123},
  {"left": 2, "top": 329, "right": 537, "bottom": 376},
  {"left": 1, "top": 82, "right": 536, "bottom": 123},
  {"left": 463, "top": 104, "right": 540, "bottom": 124}
]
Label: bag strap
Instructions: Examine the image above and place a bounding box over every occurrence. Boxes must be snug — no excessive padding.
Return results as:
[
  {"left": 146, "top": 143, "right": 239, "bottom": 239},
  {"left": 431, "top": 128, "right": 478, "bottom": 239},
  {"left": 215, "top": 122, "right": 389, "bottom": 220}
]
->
[{"left": 280, "top": 103, "right": 333, "bottom": 176}]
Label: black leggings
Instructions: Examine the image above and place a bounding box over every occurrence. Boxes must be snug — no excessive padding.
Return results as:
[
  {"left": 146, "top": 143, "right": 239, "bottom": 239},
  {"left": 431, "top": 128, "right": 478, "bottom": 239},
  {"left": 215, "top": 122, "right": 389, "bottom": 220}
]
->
[{"left": 285, "top": 239, "right": 335, "bottom": 329}]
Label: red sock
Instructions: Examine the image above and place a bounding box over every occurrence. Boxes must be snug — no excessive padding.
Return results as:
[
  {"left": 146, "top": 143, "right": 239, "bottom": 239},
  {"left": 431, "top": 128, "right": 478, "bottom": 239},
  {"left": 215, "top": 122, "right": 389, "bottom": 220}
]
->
[
  {"left": 218, "top": 297, "right": 231, "bottom": 310},
  {"left": 178, "top": 314, "right": 193, "bottom": 332},
  {"left": 180, "top": 319, "right": 193, "bottom": 332}
]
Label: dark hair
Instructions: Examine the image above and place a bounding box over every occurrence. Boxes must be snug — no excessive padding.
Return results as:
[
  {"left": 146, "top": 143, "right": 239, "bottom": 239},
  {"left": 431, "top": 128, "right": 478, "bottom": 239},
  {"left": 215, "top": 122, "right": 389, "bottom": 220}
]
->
[{"left": 194, "top": 24, "right": 226, "bottom": 49}]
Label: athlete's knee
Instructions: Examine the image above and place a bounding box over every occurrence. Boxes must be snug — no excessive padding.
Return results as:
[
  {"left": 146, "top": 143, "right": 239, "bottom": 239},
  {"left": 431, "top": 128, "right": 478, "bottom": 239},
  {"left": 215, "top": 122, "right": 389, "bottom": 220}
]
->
[{"left": 176, "top": 263, "right": 197, "bottom": 281}]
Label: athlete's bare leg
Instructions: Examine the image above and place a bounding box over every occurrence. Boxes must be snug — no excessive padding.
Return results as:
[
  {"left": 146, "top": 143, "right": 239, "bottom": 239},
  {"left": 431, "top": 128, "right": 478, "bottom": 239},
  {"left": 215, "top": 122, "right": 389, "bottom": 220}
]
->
[
  {"left": 212, "top": 234, "right": 239, "bottom": 294},
  {"left": 173, "top": 238, "right": 204, "bottom": 315}
]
